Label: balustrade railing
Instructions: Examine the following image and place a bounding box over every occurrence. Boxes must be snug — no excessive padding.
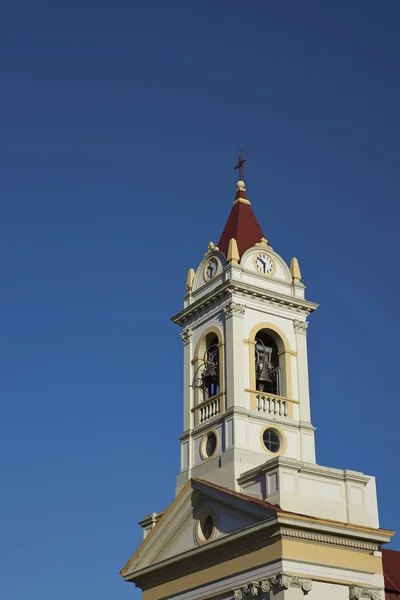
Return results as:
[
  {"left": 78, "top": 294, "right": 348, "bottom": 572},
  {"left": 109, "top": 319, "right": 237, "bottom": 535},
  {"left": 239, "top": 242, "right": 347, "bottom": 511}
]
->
[
  {"left": 193, "top": 394, "right": 223, "bottom": 424},
  {"left": 256, "top": 394, "right": 288, "bottom": 417}
]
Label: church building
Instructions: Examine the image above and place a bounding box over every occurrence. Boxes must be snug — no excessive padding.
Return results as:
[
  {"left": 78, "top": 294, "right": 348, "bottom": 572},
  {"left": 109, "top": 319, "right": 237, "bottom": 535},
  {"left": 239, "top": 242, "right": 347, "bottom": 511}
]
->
[{"left": 120, "top": 168, "right": 398, "bottom": 599}]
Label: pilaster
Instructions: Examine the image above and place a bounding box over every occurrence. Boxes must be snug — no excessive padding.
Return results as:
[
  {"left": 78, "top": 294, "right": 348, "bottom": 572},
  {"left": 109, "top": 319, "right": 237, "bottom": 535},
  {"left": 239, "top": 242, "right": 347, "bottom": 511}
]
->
[
  {"left": 180, "top": 328, "right": 193, "bottom": 431},
  {"left": 293, "top": 320, "right": 311, "bottom": 422},
  {"left": 223, "top": 301, "right": 246, "bottom": 409}
]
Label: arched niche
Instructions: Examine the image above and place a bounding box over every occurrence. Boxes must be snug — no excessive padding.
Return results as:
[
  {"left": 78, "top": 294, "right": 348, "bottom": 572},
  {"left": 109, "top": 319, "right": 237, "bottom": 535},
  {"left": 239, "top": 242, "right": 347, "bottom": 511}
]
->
[
  {"left": 248, "top": 322, "right": 292, "bottom": 399},
  {"left": 193, "top": 326, "right": 225, "bottom": 407}
]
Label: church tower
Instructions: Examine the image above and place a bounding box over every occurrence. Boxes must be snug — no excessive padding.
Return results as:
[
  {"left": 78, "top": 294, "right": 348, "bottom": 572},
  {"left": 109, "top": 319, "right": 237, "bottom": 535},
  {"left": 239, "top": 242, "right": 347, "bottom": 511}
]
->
[
  {"left": 120, "top": 168, "right": 394, "bottom": 600},
  {"left": 173, "top": 177, "right": 317, "bottom": 499}
]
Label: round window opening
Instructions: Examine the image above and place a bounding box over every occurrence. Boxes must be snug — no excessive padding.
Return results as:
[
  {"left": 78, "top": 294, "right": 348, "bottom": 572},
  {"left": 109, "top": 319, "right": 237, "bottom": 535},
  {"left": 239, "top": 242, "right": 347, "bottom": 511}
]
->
[
  {"left": 205, "top": 432, "right": 217, "bottom": 458},
  {"left": 201, "top": 515, "right": 214, "bottom": 540},
  {"left": 262, "top": 429, "right": 280, "bottom": 453}
]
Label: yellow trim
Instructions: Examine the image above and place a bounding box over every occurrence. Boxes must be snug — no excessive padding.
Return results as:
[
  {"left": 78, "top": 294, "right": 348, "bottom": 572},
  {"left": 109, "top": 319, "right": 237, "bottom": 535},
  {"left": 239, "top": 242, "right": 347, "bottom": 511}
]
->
[
  {"left": 203, "top": 255, "right": 222, "bottom": 283},
  {"left": 140, "top": 533, "right": 387, "bottom": 600},
  {"left": 199, "top": 429, "right": 219, "bottom": 461},
  {"left": 141, "top": 539, "right": 283, "bottom": 600},
  {"left": 194, "top": 508, "right": 218, "bottom": 545},
  {"left": 247, "top": 323, "right": 293, "bottom": 399},
  {"left": 252, "top": 250, "right": 276, "bottom": 277},
  {"left": 260, "top": 424, "right": 287, "bottom": 456},
  {"left": 282, "top": 538, "right": 383, "bottom": 574}
]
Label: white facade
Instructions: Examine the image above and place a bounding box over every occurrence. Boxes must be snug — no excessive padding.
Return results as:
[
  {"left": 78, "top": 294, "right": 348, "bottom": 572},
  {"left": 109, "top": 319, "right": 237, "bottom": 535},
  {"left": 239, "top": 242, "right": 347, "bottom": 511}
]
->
[{"left": 171, "top": 227, "right": 383, "bottom": 531}]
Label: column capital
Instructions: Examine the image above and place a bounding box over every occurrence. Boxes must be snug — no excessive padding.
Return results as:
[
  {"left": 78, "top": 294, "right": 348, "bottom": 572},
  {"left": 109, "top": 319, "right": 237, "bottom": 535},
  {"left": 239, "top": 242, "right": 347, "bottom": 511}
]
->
[
  {"left": 293, "top": 319, "right": 308, "bottom": 334},
  {"left": 349, "top": 585, "right": 381, "bottom": 599},
  {"left": 223, "top": 301, "right": 245, "bottom": 319},
  {"left": 180, "top": 328, "right": 193, "bottom": 345},
  {"left": 233, "top": 574, "right": 312, "bottom": 597}
]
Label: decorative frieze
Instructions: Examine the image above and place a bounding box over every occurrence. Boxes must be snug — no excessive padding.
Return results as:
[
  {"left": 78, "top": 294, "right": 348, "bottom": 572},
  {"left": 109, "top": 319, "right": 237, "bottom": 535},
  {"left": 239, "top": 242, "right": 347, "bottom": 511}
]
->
[
  {"left": 233, "top": 573, "right": 312, "bottom": 597},
  {"left": 223, "top": 302, "right": 245, "bottom": 318},
  {"left": 293, "top": 319, "right": 308, "bottom": 333},
  {"left": 180, "top": 328, "right": 193, "bottom": 345},
  {"left": 349, "top": 586, "right": 381, "bottom": 600}
]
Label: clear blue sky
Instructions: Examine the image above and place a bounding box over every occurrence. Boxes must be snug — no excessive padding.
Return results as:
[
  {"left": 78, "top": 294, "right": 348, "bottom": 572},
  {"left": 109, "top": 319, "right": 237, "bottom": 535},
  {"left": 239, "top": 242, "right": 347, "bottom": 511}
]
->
[{"left": 1, "top": 1, "right": 399, "bottom": 598}]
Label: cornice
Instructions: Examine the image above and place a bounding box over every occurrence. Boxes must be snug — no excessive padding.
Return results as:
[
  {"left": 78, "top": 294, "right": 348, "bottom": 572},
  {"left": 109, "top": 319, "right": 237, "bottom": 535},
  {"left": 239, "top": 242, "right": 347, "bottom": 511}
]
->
[
  {"left": 171, "top": 280, "right": 319, "bottom": 327},
  {"left": 237, "top": 457, "right": 371, "bottom": 487},
  {"left": 125, "top": 508, "right": 392, "bottom": 587}
]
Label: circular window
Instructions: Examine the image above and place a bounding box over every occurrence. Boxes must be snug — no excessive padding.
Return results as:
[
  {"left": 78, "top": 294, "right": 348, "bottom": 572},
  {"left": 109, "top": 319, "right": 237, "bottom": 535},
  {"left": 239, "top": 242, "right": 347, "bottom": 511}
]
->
[
  {"left": 195, "top": 510, "right": 217, "bottom": 545},
  {"left": 205, "top": 432, "right": 217, "bottom": 457},
  {"left": 262, "top": 428, "right": 280, "bottom": 453},
  {"left": 202, "top": 515, "right": 214, "bottom": 540}
]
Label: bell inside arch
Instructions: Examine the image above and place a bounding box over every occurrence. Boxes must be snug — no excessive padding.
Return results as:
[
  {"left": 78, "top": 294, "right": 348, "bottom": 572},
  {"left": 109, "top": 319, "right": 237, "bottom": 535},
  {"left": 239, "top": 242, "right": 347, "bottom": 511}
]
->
[{"left": 255, "top": 333, "right": 280, "bottom": 395}]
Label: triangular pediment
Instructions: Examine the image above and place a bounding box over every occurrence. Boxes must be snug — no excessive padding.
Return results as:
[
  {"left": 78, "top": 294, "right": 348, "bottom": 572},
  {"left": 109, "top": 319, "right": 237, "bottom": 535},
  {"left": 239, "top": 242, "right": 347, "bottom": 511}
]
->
[{"left": 120, "top": 479, "right": 277, "bottom": 578}]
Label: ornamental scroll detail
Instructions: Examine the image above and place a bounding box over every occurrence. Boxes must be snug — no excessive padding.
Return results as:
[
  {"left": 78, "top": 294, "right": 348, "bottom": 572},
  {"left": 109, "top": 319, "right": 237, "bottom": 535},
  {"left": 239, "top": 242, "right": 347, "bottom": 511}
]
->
[
  {"left": 349, "top": 586, "right": 381, "bottom": 600},
  {"left": 233, "top": 574, "right": 312, "bottom": 598},
  {"left": 293, "top": 319, "right": 308, "bottom": 333},
  {"left": 223, "top": 302, "right": 245, "bottom": 318},
  {"left": 180, "top": 328, "right": 193, "bottom": 345}
]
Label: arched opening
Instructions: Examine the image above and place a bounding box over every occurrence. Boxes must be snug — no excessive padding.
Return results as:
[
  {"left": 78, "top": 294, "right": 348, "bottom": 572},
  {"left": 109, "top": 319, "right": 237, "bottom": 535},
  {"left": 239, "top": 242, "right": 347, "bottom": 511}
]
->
[
  {"left": 255, "top": 330, "right": 281, "bottom": 395},
  {"left": 193, "top": 328, "right": 223, "bottom": 406},
  {"left": 201, "top": 334, "right": 220, "bottom": 400}
]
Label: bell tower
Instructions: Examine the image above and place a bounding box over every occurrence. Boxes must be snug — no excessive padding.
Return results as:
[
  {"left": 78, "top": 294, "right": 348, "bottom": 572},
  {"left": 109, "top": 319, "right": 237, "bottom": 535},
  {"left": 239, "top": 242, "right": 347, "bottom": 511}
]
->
[
  {"left": 121, "top": 165, "right": 392, "bottom": 600},
  {"left": 172, "top": 176, "right": 319, "bottom": 495}
]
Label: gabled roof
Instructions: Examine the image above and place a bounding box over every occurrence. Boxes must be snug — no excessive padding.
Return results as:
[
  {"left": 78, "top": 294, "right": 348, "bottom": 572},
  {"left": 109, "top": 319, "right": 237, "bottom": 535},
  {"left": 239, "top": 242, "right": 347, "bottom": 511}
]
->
[
  {"left": 120, "top": 478, "right": 278, "bottom": 579},
  {"left": 218, "top": 183, "right": 265, "bottom": 258},
  {"left": 120, "top": 476, "right": 395, "bottom": 583}
]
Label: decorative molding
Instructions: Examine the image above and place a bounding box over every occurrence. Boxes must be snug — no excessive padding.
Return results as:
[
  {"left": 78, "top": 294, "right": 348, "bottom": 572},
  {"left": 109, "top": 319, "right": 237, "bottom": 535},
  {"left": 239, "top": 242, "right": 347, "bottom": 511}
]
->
[
  {"left": 233, "top": 573, "right": 312, "bottom": 598},
  {"left": 293, "top": 319, "right": 308, "bottom": 333},
  {"left": 255, "top": 236, "right": 273, "bottom": 250},
  {"left": 172, "top": 280, "right": 318, "bottom": 328},
  {"left": 223, "top": 302, "right": 245, "bottom": 318},
  {"left": 180, "top": 328, "right": 193, "bottom": 345},
  {"left": 349, "top": 585, "right": 381, "bottom": 599},
  {"left": 276, "top": 527, "right": 379, "bottom": 553},
  {"left": 150, "top": 506, "right": 194, "bottom": 564}
]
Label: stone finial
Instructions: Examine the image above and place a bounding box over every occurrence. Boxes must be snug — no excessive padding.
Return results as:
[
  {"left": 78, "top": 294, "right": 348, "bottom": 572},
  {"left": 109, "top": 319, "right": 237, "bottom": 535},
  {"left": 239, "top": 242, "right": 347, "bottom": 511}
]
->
[
  {"left": 185, "top": 268, "right": 195, "bottom": 292},
  {"left": 255, "top": 236, "right": 273, "bottom": 250},
  {"left": 290, "top": 257, "right": 302, "bottom": 282},
  {"left": 227, "top": 238, "right": 240, "bottom": 264},
  {"left": 204, "top": 241, "right": 219, "bottom": 256},
  {"left": 236, "top": 180, "right": 246, "bottom": 191}
]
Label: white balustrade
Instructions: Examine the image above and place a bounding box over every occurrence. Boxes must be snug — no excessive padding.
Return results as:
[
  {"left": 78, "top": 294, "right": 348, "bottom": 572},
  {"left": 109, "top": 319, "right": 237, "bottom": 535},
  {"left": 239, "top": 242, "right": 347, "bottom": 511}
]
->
[
  {"left": 198, "top": 396, "right": 221, "bottom": 423},
  {"left": 256, "top": 394, "right": 288, "bottom": 417}
]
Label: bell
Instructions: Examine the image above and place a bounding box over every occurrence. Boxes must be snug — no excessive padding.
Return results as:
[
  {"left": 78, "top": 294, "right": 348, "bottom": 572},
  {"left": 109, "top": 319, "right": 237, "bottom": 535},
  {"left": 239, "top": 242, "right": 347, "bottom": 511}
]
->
[{"left": 256, "top": 342, "right": 274, "bottom": 393}]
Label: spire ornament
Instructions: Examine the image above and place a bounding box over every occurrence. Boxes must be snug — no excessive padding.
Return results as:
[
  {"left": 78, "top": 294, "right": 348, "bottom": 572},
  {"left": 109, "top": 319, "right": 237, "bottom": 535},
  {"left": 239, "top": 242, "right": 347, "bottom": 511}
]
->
[{"left": 234, "top": 148, "right": 247, "bottom": 182}]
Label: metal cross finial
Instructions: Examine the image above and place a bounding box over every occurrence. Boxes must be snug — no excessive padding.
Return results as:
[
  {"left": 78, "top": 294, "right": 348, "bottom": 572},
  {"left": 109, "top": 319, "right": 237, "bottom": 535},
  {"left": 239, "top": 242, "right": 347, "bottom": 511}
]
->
[{"left": 234, "top": 148, "right": 247, "bottom": 181}]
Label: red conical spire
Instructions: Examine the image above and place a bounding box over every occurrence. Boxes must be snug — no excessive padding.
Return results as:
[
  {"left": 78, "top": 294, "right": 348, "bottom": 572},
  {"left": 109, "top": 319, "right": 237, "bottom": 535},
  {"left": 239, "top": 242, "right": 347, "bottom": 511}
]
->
[{"left": 218, "top": 180, "right": 265, "bottom": 258}]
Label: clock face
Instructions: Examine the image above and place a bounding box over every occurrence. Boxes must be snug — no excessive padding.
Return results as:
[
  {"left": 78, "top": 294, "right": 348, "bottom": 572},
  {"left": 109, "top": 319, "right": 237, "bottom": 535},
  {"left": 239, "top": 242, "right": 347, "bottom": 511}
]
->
[
  {"left": 255, "top": 253, "right": 274, "bottom": 275},
  {"left": 205, "top": 258, "right": 219, "bottom": 281}
]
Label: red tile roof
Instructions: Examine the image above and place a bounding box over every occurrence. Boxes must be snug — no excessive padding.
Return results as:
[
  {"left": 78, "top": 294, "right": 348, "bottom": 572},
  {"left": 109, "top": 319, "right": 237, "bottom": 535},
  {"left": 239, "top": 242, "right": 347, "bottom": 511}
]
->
[
  {"left": 218, "top": 194, "right": 264, "bottom": 258},
  {"left": 383, "top": 549, "right": 400, "bottom": 596}
]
